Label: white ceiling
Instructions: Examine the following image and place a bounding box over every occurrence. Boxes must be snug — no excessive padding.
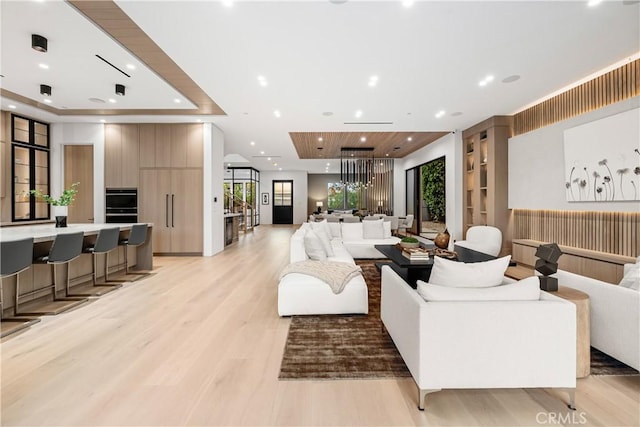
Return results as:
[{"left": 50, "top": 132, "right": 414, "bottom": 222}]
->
[{"left": 1, "top": 0, "right": 639, "bottom": 174}]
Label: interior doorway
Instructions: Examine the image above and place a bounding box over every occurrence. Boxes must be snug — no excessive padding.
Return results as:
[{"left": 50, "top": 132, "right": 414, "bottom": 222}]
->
[
  {"left": 406, "top": 156, "right": 446, "bottom": 238},
  {"left": 64, "top": 145, "right": 94, "bottom": 223},
  {"left": 272, "top": 180, "right": 293, "bottom": 224}
]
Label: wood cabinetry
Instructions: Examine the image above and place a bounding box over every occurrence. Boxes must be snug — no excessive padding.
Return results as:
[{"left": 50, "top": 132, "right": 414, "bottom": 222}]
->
[
  {"left": 462, "top": 116, "right": 512, "bottom": 254},
  {"left": 105, "top": 124, "right": 139, "bottom": 188},
  {"left": 138, "top": 124, "right": 202, "bottom": 168},
  {"left": 138, "top": 123, "right": 203, "bottom": 254},
  {"left": 139, "top": 168, "right": 202, "bottom": 253}
]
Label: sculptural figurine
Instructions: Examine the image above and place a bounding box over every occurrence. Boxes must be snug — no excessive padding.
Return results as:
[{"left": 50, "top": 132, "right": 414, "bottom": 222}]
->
[{"left": 434, "top": 228, "right": 450, "bottom": 249}]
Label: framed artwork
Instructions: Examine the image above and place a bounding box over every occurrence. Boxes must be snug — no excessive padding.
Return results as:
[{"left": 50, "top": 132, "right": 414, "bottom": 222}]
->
[
  {"left": 261, "top": 192, "right": 269, "bottom": 205},
  {"left": 563, "top": 108, "right": 640, "bottom": 202}
]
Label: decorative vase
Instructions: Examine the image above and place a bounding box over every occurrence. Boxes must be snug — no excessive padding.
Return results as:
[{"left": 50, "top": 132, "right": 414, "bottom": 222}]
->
[
  {"left": 53, "top": 205, "right": 68, "bottom": 228},
  {"left": 434, "top": 228, "right": 450, "bottom": 249}
]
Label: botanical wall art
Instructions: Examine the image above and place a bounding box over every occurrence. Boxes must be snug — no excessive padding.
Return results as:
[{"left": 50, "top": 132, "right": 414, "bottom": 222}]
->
[{"left": 563, "top": 108, "right": 640, "bottom": 202}]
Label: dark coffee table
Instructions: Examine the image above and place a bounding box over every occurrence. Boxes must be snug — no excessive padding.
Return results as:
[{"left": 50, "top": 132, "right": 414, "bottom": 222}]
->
[{"left": 374, "top": 243, "right": 496, "bottom": 288}]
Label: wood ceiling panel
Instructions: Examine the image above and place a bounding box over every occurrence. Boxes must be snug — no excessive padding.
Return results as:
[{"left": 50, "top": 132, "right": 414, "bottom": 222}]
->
[{"left": 290, "top": 131, "right": 450, "bottom": 159}]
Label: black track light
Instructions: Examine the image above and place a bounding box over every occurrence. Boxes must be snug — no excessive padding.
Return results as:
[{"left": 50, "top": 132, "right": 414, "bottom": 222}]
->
[
  {"left": 115, "top": 84, "right": 125, "bottom": 96},
  {"left": 32, "top": 34, "right": 48, "bottom": 53},
  {"left": 40, "top": 84, "right": 52, "bottom": 96}
]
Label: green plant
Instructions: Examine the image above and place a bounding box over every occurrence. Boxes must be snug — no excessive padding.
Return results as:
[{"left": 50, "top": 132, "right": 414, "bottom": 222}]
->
[
  {"left": 30, "top": 182, "right": 79, "bottom": 206},
  {"left": 421, "top": 157, "right": 446, "bottom": 222},
  {"left": 401, "top": 236, "right": 419, "bottom": 243}
]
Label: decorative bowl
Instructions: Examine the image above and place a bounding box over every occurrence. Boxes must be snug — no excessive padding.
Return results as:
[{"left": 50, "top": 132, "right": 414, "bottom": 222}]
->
[{"left": 400, "top": 241, "right": 420, "bottom": 249}]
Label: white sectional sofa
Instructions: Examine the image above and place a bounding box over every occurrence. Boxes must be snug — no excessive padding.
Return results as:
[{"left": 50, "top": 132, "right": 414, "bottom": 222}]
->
[
  {"left": 277, "top": 220, "right": 400, "bottom": 316},
  {"left": 381, "top": 265, "right": 577, "bottom": 410},
  {"left": 552, "top": 268, "right": 640, "bottom": 371}
]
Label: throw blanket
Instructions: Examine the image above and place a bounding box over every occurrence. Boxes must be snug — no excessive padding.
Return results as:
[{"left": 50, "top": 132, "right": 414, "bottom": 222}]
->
[{"left": 280, "top": 261, "right": 362, "bottom": 294}]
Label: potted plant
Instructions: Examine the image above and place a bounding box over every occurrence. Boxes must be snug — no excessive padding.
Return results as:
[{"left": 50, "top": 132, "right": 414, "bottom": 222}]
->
[
  {"left": 400, "top": 236, "right": 420, "bottom": 249},
  {"left": 30, "top": 182, "right": 80, "bottom": 227}
]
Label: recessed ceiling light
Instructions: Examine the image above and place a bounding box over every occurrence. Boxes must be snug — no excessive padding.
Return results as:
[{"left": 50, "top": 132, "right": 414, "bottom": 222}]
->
[
  {"left": 43, "top": 98, "right": 52, "bottom": 104},
  {"left": 197, "top": 119, "right": 202, "bottom": 123},
  {"left": 108, "top": 98, "right": 116, "bottom": 103},
  {"left": 435, "top": 110, "right": 446, "bottom": 118},
  {"left": 8, "top": 104, "right": 16, "bottom": 109},
  {"left": 273, "top": 163, "right": 278, "bottom": 166},
  {"left": 222, "top": 0, "right": 234, "bottom": 7},
  {"left": 274, "top": 110, "right": 281, "bottom": 118},
  {"left": 260, "top": 151, "right": 265, "bottom": 154},
  {"left": 368, "top": 75, "right": 379, "bottom": 87},
  {"left": 257, "top": 76, "right": 268, "bottom": 87},
  {"left": 385, "top": 153, "right": 389, "bottom": 157},
  {"left": 126, "top": 64, "right": 136, "bottom": 70},
  {"left": 502, "top": 75, "right": 521, "bottom": 83},
  {"left": 174, "top": 98, "right": 182, "bottom": 104},
  {"left": 100, "top": 119, "right": 106, "bottom": 123},
  {"left": 89, "top": 97, "right": 105, "bottom": 104},
  {"left": 402, "top": 0, "right": 414, "bottom": 7},
  {"left": 250, "top": 141, "right": 255, "bottom": 146},
  {"left": 267, "top": 157, "right": 272, "bottom": 161},
  {"left": 326, "top": 163, "right": 330, "bottom": 166},
  {"left": 587, "top": 0, "right": 603, "bottom": 6},
  {"left": 318, "top": 137, "right": 323, "bottom": 142},
  {"left": 38, "top": 63, "right": 49, "bottom": 69},
  {"left": 355, "top": 110, "right": 363, "bottom": 118},
  {"left": 360, "top": 136, "right": 366, "bottom": 142},
  {"left": 228, "top": 163, "right": 232, "bottom": 167},
  {"left": 279, "top": 167, "right": 282, "bottom": 171},
  {"left": 407, "top": 136, "right": 413, "bottom": 142},
  {"left": 478, "top": 75, "right": 495, "bottom": 87}
]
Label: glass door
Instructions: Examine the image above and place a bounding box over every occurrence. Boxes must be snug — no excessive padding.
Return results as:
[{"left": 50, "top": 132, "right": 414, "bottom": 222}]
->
[
  {"left": 12, "top": 145, "right": 49, "bottom": 221},
  {"left": 272, "top": 180, "right": 293, "bottom": 224}
]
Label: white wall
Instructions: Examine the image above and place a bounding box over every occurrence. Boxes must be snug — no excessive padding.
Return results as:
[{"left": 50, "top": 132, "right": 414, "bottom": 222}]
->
[
  {"left": 509, "top": 96, "right": 640, "bottom": 212},
  {"left": 259, "top": 170, "right": 308, "bottom": 225},
  {"left": 203, "top": 123, "right": 225, "bottom": 256},
  {"left": 394, "top": 132, "right": 463, "bottom": 243},
  {"left": 51, "top": 123, "right": 105, "bottom": 223}
]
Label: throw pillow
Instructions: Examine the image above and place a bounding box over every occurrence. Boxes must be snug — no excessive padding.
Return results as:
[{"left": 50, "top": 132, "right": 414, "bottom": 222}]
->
[
  {"left": 341, "top": 223, "right": 363, "bottom": 241},
  {"left": 619, "top": 263, "right": 640, "bottom": 291},
  {"left": 303, "top": 229, "right": 327, "bottom": 261},
  {"left": 428, "top": 255, "right": 511, "bottom": 288},
  {"left": 328, "top": 222, "right": 342, "bottom": 239},
  {"left": 363, "top": 219, "right": 385, "bottom": 239},
  {"left": 311, "top": 220, "right": 334, "bottom": 256},
  {"left": 382, "top": 220, "right": 392, "bottom": 238},
  {"left": 416, "top": 276, "right": 541, "bottom": 301}
]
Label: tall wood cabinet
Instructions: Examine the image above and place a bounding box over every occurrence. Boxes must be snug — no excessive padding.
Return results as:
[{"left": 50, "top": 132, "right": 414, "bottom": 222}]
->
[
  {"left": 462, "top": 116, "right": 512, "bottom": 255},
  {"left": 105, "top": 124, "right": 139, "bottom": 188},
  {"left": 138, "top": 123, "right": 203, "bottom": 254}
]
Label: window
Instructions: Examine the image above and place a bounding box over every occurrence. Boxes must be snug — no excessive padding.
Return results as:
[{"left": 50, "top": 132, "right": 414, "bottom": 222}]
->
[{"left": 327, "top": 182, "right": 361, "bottom": 210}]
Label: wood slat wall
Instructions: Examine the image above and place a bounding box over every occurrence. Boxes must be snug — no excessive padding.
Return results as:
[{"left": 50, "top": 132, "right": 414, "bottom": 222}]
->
[
  {"left": 513, "top": 59, "right": 639, "bottom": 135},
  {"left": 513, "top": 209, "right": 639, "bottom": 257}
]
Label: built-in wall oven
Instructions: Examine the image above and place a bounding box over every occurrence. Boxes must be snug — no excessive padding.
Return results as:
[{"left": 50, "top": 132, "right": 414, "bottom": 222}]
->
[{"left": 105, "top": 188, "right": 138, "bottom": 223}]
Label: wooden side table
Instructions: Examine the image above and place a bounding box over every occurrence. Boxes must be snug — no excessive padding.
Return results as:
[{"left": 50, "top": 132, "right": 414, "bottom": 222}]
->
[{"left": 554, "top": 286, "right": 590, "bottom": 378}]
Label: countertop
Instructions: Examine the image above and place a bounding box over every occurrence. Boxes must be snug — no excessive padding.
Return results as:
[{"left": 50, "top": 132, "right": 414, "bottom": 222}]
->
[{"left": 0, "top": 223, "right": 153, "bottom": 243}]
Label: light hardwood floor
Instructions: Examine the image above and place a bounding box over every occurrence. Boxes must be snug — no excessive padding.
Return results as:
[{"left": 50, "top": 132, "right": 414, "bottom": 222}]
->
[{"left": 1, "top": 225, "right": 638, "bottom": 426}]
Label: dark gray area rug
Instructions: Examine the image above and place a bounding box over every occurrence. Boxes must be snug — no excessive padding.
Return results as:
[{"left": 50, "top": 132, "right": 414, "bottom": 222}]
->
[
  {"left": 590, "top": 347, "right": 639, "bottom": 376},
  {"left": 279, "top": 261, "right": 638, "bottom": 379},
  {"left": 278, "top": 260, "right": 411, "bottom": 380}
]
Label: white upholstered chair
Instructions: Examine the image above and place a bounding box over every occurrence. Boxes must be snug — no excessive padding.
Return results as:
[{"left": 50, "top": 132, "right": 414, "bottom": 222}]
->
[
  {"left": 397, "top": 214, "right": 414, "bottom": 235},
  {"left": 455, "top": 225, "right": 502, "bottom": 256}
]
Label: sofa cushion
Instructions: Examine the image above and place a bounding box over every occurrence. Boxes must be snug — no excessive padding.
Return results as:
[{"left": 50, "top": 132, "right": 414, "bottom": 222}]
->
[
  {"left": 363, "top": 219, "right": 385, "bottom": 239},
  {"left": 328, "top": 222, "right": 342, "bottom": 239},
  {"left": 429, "top": 255, "right": 511, "bottom": 288},
  {"left": 416, "top": 276, "right": 541, "bottom": 301},
  {"left": 619, "top": 262, "right": 640, "bottom": 291},
  {"left": 383, "top": 220, "right": 392, "bottom": 238},
  {"left": 304, "top": 229, "right": 327, "bottom": 261},
  {"left": 341, "top": 223, "right": 364, "bottom": 241},
  {"left": 311, "top": 220, "right": 334, "bottom": 256}
]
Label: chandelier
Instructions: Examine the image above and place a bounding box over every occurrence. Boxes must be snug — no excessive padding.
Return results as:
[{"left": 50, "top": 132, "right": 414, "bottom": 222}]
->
[{"left": 340, "top": 147, "right": 375, "bottom": 187}]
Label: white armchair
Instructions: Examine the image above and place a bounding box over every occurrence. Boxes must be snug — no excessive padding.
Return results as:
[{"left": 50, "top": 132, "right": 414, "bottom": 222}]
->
[
  {"left": 397, "top": 214, "right": 414, "bottom": 235},
  {"left": 380, "top": 265, "right": 576, "bottom": 411},
  {"left": 455, "top": 225, "right": 502, "bottom": 256}
]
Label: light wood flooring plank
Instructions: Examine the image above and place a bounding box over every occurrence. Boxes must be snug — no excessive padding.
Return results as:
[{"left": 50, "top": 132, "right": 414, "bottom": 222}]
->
[{"left": 1, "top": 225, "right": 638, "bottom": 426}]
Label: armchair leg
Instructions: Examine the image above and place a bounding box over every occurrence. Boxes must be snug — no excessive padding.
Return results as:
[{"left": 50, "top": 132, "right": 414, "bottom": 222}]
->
[
  {"left": 418, "top": 388, "right": 441, "bottom": 411},
  {"left": 564, "top": 388, "right": 576, "bottom": 410}
]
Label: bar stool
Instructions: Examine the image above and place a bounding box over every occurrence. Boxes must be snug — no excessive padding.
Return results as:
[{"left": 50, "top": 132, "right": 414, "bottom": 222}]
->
[
  {"left": 18, "top": 232, "right": 88, "bottom": 316},
  {"left": 117, "top": 224, "right": 149, "bottom": 280},
  {"left": 1, "top": 238, "right": 40, "bottom": 337},
  {"left": 79, "top": 227, "right": 123, "bottom": 295}
]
